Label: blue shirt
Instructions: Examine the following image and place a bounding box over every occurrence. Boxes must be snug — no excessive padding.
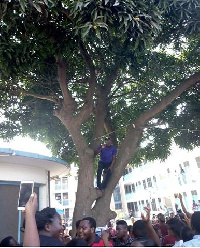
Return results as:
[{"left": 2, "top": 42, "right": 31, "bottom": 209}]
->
[{"left": 98, "top": 145, "right": 117, "bottom": 163}]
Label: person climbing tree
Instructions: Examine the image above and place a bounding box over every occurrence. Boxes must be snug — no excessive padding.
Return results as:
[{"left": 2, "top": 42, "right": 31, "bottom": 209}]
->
[{"left": 95, "top": 137, "right": 117, "bottom": 190}]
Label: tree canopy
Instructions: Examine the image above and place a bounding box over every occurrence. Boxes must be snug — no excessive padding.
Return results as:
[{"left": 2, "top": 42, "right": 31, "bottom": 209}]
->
[{"left": 0, "top": 0, "right": 200, "bottom": 225}]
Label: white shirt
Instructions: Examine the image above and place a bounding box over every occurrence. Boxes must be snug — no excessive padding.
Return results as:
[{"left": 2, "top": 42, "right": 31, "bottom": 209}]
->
[
  {"left": 182, "top": 235, "right": 200, "bottom": 247},
  {"left": 173, "top": 240, "right": 183, "bottom": 247}
]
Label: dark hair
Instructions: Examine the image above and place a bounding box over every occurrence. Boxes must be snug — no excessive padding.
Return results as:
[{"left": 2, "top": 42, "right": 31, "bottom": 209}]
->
[
  {"left": 82, "top": 217, "right": 96, "bottom": 229},
  {"left": 191, "top": 211, "right": 200, "bottom": 233},
  {"left": 116, "top": 220, "right": 128, "bottom": 227},
  {"left": 76, "top": 219, "right": 81, "bottom": 229},
  {"left": 0, "top": 236, "right": 16, "bottom": 247},
  {"left": 35, "top": 207, "right": 58, "bottom": 231},
  {"left": 180, "top": 226, "right": 194, "bottom": 242},
  {"left": 132, "top": 220, "right": 147, "bottom": 238},
  {"left": 166, "top": 218, "right": 185, "bottom": 238},
  {"left": 66, "top": 238, "right": 88, "bottom": 247}
]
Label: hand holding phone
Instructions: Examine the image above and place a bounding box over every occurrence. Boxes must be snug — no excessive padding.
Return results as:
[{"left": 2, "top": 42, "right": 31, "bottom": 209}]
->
[{"left": 18, "top": 181, "right": 34, "bottom": 210}]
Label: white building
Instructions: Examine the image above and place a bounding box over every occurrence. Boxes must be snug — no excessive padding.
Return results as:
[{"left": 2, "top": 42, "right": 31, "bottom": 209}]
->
[
  {"left": 0, "top": 148, "right": 70, "bottom": 243},
  {"left": 50, "top": 164, "right": 78, "bottom": 228},
  {"left": 115, "top": 146, "right": 200, "bottom": 218},
  {"left": 50, "top": 146, "right": 200, "bottom": 223}
]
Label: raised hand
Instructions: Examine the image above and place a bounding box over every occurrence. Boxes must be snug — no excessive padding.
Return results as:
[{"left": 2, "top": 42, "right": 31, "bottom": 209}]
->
[{"left": 141, "top": 206, "right": 150, "bottom": 223}]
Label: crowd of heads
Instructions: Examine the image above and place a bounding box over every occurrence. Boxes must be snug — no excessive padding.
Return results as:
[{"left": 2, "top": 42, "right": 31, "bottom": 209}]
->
[{"left": 2, "top": 203, "right": 200, "bottom": 247}]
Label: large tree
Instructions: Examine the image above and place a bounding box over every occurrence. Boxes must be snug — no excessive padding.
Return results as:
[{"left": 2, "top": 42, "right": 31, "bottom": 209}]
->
[{"left": 0, "top": 0, "right": 200, "bottom": 227}]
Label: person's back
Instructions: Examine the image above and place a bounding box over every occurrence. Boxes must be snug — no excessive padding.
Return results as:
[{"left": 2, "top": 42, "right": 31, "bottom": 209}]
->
[
  {"left": 154, "top": 213, "right": 168, "bottom": 237},
  {"left": 132, "top": 220, "right": 156, "bottom": 247}
]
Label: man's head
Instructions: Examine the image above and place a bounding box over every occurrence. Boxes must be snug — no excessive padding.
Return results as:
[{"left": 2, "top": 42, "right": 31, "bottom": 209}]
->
[
  {"left": 0, "top": 236, "right": 18, "bottom": 247},
  {"left": 191, "top": 211, "right": 200, "bottom": 234},
  {"left": 35, "top": 207, "right": 62, "bottom": 238},
  {"left": 166, "top": 218, "right": 185, "bottom": 239},
  {"left": 116, "top": 220, "right": 128, "bottom": 239},
  {"left": 132, "top": 220, "right": 147, "bottom": 238},
  {"left": 169, "top": 211, "right": 175, "bottom": 218},
  {"left": 157, "top": 213, "right": 165, "bottom": 223},
  {"left": 78, "top": 217, "right": 96, "bottom": 242},
  {"left": 105, "top": 138, "right": 112, "bottom": 147},
  {"left": 107, "top": 220, "right": 113, "bottom": 228}
]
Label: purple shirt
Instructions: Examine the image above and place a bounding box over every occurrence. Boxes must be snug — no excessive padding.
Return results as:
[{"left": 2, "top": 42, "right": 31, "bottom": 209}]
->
[{"left": 98, "top": 145, "right": 117, "bottom": 163}]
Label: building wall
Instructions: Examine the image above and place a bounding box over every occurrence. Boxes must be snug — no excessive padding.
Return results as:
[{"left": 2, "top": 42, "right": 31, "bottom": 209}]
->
[
  {"left": 118, "top": 147, "right": 200, "bottom": 218},
  {"left": 50, "top": 164, "right": 78, "bottom": 228},
  {"left": 0, "top": 163, "right": 49, "bottom": 242}
]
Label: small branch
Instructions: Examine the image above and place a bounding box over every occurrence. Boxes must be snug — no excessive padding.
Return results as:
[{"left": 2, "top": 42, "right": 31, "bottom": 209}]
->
[
  {"left": 73, "top": 77, "right": 90, "bottom": 84},
  {"left": 21, "top": 90, "right": 61, "bottom": 104},
  {"left": 9, "top": 88, "right": 61, "bottom": 104},
  {"left": 79, "top": 42, "right": 95, "bottom": 74}
]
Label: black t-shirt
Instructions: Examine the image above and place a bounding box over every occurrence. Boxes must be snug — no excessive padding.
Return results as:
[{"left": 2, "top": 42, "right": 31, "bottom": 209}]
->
[{"left": 39, "top": 235, "right": 65, "bottom": 247}]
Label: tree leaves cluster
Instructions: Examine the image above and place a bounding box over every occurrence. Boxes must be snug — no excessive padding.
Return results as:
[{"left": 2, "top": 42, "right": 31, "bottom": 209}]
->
[{"left": 0, "top": 0, "right": 199, "bottom": 166}]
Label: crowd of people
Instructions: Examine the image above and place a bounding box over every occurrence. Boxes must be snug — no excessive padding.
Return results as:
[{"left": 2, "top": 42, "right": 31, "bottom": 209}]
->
[
  {"left": 1, "top": 140, "right": 200, "bottom": 247},
  {"left": 1, "top": 192, "right": 200, "bottom": 247}
]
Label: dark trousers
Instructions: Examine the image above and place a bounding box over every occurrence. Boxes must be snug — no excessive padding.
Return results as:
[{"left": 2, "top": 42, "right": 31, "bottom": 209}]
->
[{"left": 97, "top": 161, "right": 112, "bottom": 189}]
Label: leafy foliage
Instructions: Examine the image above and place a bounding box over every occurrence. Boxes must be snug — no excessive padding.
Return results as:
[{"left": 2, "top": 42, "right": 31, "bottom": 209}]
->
[{"left": 0, "top": 0, "right": 199, "bottom": 166}]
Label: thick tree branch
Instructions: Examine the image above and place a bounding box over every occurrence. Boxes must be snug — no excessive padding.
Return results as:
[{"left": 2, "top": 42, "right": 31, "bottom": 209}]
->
[
  {"left": 107, "top": 71, "right": 200, "bottom": 194},
  {"left": 57, "top": 56, "right": 77, "bottom": 111},
  {"left": 74, "top": 43, "right": 96, "bottom": 125},
  {"left": 136, "top": 71, "right": 200, "bottom": 126}
]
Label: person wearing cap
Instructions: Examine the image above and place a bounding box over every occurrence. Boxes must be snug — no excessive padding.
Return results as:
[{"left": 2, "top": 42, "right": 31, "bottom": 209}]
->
[{"left": 94, "top": 137, "right": 117, "bottom": 190}]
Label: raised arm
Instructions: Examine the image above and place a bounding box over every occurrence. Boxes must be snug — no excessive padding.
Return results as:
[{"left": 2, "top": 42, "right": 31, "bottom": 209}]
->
[
  {"left": 23, "top": 193, "right": 40, "bottom": 247},
  {"left": 177, "top": 193, "right": 192, "bottom": 219},
  {"left": 94, "top": 144, "right": 104, "bottom": 156},
  {"left": 141, "top": 207, "right": 161, "bottom": 247}
]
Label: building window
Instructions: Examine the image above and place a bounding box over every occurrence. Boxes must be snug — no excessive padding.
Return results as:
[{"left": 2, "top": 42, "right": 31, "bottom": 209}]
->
[
  {"left": 65, "top": 209, "right": 69, "bottom": 219},
  {"left": 55, "top": 193, "right": 62, "bottom": 204},
  {"left": 132, "top": 183, "right": 135, "bottom": 193},
  {"left": 147, "top": 178, "right": 152, "bottom": 188},
  {"left": 115, "top": 203, "right": 122, "bottom": 210},
  {"left": 125, "top": 185, "right": 132, "bottom": 194},
  {"left": 195, "top": 157, "right": 200, "bottom": 168},
  {"left": 123, "top": 168, "right": 129, "bottom": 176},
  {"left": 183, "top": 161, "right": 190, "bottom": 167},
  {"left": 55, "top": 179, "right": 61, "bottom": 190},
  {"left": 133, "top": 202, "right": 139, "bottom": 212},
  {"left": 146, "top": 200, "right": 150, "bottom": 209},
  {"left": 151, "top": 198, "right": 157, "bottom": 211},
  {"left": 143, "top": 180, "right": 147, "bottom": 189},
  {"left": 62, "top": 177, "right": 68, "bottom": 190},
  {"left": 63, "top": 193, "right": 68, "bottom": 206},
  {"left": 113, "top": 187, "right": 121, "bottom": 201}
]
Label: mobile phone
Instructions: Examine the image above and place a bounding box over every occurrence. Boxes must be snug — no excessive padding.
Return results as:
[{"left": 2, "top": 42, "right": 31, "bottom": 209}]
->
[{"left": 18, "top": 181, "right": 34, "bottom": 210}]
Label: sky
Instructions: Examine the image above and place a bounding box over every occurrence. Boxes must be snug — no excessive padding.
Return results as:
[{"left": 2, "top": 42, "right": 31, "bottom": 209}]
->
[{"left": 0, "top": 136, "right": 52, "bottom": 156}]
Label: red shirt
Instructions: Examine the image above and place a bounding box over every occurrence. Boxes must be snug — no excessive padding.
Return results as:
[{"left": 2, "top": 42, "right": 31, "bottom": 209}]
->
[
  {"left": 154, "top": 223, "right": 168, "bottom": 237},
  {"left": 162, "top": 235, "right": 176, "bottom": 247},
  {"left": 92, "top": 235, "right": 113, "bottom": 247}
]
